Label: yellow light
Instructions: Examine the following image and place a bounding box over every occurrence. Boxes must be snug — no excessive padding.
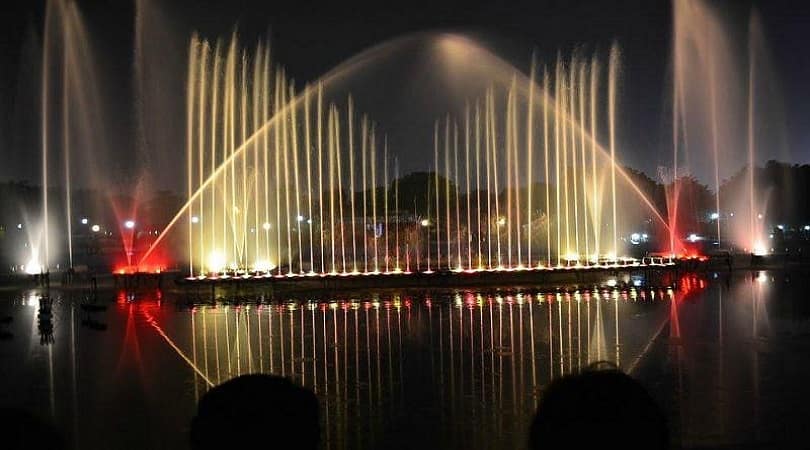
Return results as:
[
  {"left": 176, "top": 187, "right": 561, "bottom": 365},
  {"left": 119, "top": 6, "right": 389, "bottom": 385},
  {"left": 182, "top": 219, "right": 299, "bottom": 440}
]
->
[
  {"left": 497, "top": 217, "right": 506, "bottom": 226},
  {"left": 207, "top": 251, "right": 226, "bottom": 273},
  {"left": 752, "top": 242, "right": 767, "bottom": 256},
  {"left": 254, "top": 260, "right": 276, "bottom": 272},
  {"left": 420, "top": 219, "right": 430, "bottom": 227},
  {"left": 24, "top": 252, "right": 42, "bottom": 275}
]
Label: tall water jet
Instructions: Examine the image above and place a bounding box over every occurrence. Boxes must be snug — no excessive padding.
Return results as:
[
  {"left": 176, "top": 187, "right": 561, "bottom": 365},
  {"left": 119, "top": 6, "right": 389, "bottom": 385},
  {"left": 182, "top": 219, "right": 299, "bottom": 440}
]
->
[
  {"left": 608, "top": 43, "right": 620, "bottom": 262},
  {"left": 526, "top": 56, "right": 535, "bottom": 269},
  {"left": 38, "top": 0, "right": 115, "bottom": 272},
  {"left": 62, "top": 42, "right": 72, "bottom": 269},
  {"left": 148, "top": 31, "right": 679, "bottom": 277},
  {"left": 669, "top": 0, "right": 785, "bottom": 254},
  {"left": 41, "top": 1, "right": 53, "bottom": 273}
]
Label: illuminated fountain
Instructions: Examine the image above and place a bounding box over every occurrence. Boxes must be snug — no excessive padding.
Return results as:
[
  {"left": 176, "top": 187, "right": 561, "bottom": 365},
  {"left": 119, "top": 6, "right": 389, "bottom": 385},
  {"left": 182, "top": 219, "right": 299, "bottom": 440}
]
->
[
  {"left": 140, "top": 32, "right": 679, "bottom": 280},
  {"left": 428, "top": 46, "right": 629, "bottom": 271},
  {"left": 668, "top": 0, "right": 784, "bottom": 256},
  {"left": 37, "top": 0, "right": 122, "bottom": 273},
  {"left": 174, "top": 33, "right": 401, "bottom": 277}
]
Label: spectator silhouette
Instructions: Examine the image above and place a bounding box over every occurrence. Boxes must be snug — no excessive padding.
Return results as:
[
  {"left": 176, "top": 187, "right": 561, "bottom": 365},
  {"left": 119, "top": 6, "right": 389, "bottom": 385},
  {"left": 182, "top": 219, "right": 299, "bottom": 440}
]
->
[
  {"left": 190, "top": 374, "right": 319, "bottom": 450},
  {"left": 0, "top": 408, "right": 65, "bottom": 449},
  {"left": 529, "top": 364, "right": 668, "bottom": 450}
]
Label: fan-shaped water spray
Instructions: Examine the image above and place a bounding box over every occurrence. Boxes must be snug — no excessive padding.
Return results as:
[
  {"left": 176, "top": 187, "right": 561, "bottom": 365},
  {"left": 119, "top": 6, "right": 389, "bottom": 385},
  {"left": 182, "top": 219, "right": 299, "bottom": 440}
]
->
[
  {"left": 669, "top": 0, "right": 785, "bottom": 255},
  {"left": 139, "top": 31, "right": 675, "bottom": 278}
]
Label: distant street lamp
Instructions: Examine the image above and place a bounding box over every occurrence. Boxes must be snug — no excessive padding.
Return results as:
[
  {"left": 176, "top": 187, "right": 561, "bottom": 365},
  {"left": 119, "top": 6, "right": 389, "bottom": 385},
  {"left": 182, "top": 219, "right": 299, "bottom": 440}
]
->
[
  {"left": 81, "top": 218, "right": 88, "bottom": 225},
  {"left": 191, "top": 216, "right": 200, "bottom": 224},
  {"left": 91, "top": 224, "right": 100, "bottom": 233},
  {"left": 124, "top": 220, "right": 136, "bottom": 229}
]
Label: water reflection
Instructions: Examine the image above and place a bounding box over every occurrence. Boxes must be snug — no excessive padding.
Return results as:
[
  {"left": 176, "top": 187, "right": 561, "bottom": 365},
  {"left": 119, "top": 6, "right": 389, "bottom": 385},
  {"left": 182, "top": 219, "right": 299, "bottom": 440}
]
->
[
  {"left": 177, "top": 283, "right": 685, "bottom": 450},
  {"left": 7, "top": 271, "right": 810, "bottom": 449}
]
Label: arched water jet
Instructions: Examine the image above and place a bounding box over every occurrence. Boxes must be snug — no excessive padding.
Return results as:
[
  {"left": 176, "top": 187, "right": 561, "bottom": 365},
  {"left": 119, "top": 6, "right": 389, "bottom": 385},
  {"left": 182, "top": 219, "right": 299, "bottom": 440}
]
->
[{"left": 141, "top": 32, "right": 674, "bottom": 273}]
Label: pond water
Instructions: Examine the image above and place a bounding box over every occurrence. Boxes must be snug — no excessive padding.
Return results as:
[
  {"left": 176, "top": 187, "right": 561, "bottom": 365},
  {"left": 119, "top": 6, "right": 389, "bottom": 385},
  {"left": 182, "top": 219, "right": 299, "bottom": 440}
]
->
[{"left": 1, "top": 270, "right": 809, "bottom": 449}]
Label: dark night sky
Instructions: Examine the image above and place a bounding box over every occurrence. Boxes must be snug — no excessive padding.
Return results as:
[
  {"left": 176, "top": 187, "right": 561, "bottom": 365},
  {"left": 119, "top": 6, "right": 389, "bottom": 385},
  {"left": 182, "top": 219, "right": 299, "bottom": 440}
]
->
[{"left": 2, "top": 0, "right": 810, "bottom": 191}]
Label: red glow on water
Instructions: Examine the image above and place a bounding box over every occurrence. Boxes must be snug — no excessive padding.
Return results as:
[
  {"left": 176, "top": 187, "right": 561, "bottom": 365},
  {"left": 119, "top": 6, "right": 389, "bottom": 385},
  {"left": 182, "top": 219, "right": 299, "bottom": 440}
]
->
[
  {"left": 673, "top": 273, "right": 708, "bottom": 304},
  {"left": 465, "top": 294, "right": 476, "bottom": 308},
  {"left": 116, "top": 302, "right": 145, "bottom": 378}
]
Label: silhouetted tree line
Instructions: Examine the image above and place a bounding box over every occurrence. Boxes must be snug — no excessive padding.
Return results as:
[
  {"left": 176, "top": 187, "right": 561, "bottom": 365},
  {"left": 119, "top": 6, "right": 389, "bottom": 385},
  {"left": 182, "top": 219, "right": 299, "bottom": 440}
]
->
[{"left": 2, "top": 159, "right": 808, "bottom": 256}]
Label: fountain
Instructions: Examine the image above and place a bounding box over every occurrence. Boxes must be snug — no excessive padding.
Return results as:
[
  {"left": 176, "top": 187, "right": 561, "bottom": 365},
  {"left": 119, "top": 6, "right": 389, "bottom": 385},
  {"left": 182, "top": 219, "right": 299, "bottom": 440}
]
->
[
  {"left": 669, "top": 0, "right": 785, "bottom": 256},
  {"left": 20, "top": 0, "right": 791, "bottom": 285},
  {"left": 135, "top": 31, "right": 678, "bottom": 283},
  {"left": 37, "top": 0, "right": 125, "bottom": 274},
  {"left": 427, "top": 45, "right": 626, "bottom": 271}
]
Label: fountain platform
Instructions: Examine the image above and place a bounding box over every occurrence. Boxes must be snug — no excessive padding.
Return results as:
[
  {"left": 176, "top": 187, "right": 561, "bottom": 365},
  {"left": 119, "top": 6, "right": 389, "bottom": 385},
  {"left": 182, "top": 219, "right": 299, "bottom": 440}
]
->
[{"left": 175, "top": 259, "right": 687, "bottom": 293}]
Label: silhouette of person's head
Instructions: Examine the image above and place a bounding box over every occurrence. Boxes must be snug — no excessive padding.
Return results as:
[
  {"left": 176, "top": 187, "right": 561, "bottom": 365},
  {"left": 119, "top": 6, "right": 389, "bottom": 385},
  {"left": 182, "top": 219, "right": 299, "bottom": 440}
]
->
[
  {"left": 529, "top": 363, "right": 668, "bottom": 450},
  {"left": 190, "top": 374, "right": 319, "bottom": 450}
]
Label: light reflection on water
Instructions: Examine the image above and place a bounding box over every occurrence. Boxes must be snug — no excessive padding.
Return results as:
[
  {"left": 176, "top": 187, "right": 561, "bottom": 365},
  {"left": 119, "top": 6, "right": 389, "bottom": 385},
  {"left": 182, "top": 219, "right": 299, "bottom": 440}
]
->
[
  {"left": 2, "top": 271, "right": 810, "bottom": 449},
  {"left": 180, "top": 287, "right": 661, "bottom": 450}
]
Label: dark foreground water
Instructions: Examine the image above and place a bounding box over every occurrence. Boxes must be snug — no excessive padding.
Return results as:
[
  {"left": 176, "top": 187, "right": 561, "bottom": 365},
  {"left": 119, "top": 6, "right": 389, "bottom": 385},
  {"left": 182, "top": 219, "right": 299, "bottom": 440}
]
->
[{"left": 1, "top": 270, "right": 810, "bottom": 449}]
